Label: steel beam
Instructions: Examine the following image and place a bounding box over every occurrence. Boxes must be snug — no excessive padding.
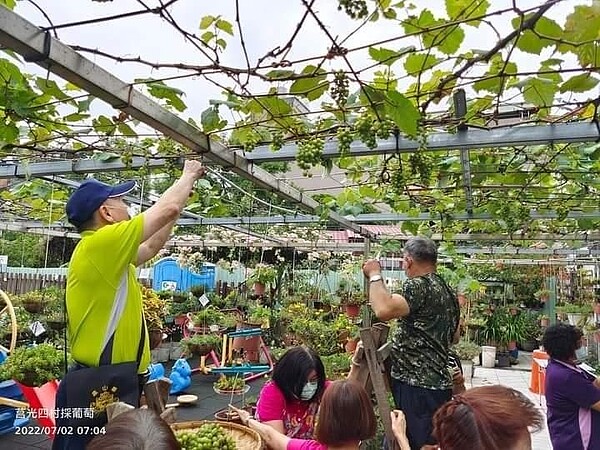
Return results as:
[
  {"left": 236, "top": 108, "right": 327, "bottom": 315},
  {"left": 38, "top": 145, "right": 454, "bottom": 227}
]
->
[
  {"left": 244, "top": 122, "right": 600, "bottom": 162},
  {"left": 174, "top": 209, "right": 600, "bottom": 225},
  {"left": 0, "top": 8, "right": 370, "bottom": 238},
  {"left": 0, "top": 157, "right": 170, "bottom": 179}
]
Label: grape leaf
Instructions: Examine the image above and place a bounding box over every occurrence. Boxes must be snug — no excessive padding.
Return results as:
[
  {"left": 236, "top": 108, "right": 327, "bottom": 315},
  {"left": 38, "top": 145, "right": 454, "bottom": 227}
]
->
[
  {"left": 199, "top": 15, "right": 216, "bottom": 30},
  {"left": 404, "top": 53, "right": 440, "bottom": 75},
  {"left": 290, "top": 66, "right": 329, "bottom": 100},
  {"left": 520, "top": 77, "right": 557, "bottom": 113},
  {"left": 445, "top": 0, "right": 490, "bottom": 27},
  {"left": 511, "top": 15, "right": 562, "bottom": 54},
  {"left": 559, "top": 74, "right": 599, "bottom": 93},
  {"left": 368, "top": 47, "right": 411, "bottom": 66},
  {"left": 385, "top": 91, "right": 420, "bottom": 137},
  {"left": 215, "top": 19, "right": 234, "bottom": 35}
]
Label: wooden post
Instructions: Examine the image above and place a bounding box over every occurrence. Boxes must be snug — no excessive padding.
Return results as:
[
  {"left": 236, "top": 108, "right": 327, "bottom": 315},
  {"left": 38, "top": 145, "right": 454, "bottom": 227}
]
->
[{"left": 356, "top": 324, "right": 398, "bottom": 450}]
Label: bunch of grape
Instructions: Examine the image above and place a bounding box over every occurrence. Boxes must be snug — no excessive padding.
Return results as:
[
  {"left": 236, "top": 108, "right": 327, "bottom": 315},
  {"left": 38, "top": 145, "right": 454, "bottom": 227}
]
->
[
  {"left": 354, "top": 114, "right": 377, "bottom": 149},
  {"left": 297, "top": 136, "right": 324, "bottom": 174},
  {"left": 408, "top": 153, "right": 432, "bottom": 184},
  {"left": 243, "top": 133, "right": 260, "bottom": 152},
  {"left": 390, "top": 169, "right": 406, "bottom": 196},
  {"left": 336, "top": 126, "right": 354, "bottom": 157},
  {"left": 270, "top": 131, "right": 284, "bottom": 152},
  {"left": 337, "top": 0, "right": 368, "bottom": 19},
  {"left": 176, "top": 424, "right": 236, "bottom": 450},
  {"left": 331, "top": 71, "right": 349, "bottom": 107}
]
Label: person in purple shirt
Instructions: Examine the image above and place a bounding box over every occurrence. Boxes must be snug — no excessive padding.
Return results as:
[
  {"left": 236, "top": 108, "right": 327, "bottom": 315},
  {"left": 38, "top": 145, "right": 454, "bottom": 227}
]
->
[{"left": 542, "top": 323, "right": 600, "bottom": 450}]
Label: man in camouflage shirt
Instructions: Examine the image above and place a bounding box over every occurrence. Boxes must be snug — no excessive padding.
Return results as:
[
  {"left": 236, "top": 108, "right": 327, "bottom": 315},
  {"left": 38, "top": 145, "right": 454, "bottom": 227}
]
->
[{"left": 363, "top": 236, "right": 460, "bottom": 450}]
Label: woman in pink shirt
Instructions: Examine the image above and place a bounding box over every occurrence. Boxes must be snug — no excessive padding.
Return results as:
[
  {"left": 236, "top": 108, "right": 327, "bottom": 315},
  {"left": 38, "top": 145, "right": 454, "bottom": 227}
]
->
[
  {"left": 256, "top": 346, "right": 330, "bottom": 439},
  {"left": 232, "top": 379, "right": 376, "bottom": 450}
]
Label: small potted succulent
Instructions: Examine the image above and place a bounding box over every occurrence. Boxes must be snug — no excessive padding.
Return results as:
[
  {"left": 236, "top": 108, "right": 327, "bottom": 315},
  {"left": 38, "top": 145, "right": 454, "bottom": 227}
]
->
[{"left": 213, "top": 375, "right": 247, "bottom": 395}]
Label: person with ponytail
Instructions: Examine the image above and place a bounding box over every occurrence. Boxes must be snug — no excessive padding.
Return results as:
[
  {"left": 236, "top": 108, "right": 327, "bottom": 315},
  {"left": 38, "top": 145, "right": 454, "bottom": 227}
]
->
[{"left": 390, "top": 385, "right": 544, "bottom": 450}]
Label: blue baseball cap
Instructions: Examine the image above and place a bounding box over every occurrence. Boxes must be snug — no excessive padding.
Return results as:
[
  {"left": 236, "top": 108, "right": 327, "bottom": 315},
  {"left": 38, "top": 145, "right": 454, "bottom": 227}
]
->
[{"left": 66, "top": 179, "right": 137, "bottom": 227}]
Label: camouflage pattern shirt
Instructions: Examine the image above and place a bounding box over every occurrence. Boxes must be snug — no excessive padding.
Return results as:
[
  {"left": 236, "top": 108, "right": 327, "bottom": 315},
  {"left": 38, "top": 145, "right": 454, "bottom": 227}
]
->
[{"left": 390, "top": 273, "right": 460, "bottom": 390}]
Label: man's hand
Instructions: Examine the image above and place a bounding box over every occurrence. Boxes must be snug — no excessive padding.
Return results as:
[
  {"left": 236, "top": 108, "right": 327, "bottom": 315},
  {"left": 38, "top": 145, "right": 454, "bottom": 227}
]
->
[
  {"left": 390, "top": 410, "right": 411, "bottom": 450},
  {"left": 182, "top": 160, "right": 206, "bottom": 181},
  {"left": 363, "top": 259, "right": 382, "bottom": 278},
  {"left": 594, "top": 377, "right": 600, "bottom": 389}
]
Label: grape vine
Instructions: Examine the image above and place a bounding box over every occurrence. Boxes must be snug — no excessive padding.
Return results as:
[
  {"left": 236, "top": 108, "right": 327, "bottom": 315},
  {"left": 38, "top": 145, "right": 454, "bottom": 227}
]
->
[{"left": 337, "top": 0, "right": 369, "bottom": 19}]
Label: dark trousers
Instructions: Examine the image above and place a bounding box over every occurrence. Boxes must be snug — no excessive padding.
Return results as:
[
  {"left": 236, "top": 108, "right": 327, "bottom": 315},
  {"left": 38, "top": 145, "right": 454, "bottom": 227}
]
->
[
  {"left": 51, "top": 365, "right": 149, "bottom": 450},
  {"left": 391, "top": 378, "right": 452, "bottom": 450}
]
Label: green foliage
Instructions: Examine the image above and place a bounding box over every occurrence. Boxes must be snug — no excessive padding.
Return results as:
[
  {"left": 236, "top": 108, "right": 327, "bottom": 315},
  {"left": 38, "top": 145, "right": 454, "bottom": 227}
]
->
[
  {"left": 451, "top": 339, "right": 480, "bottom": 361},
  {"left": 0, "top": 344, "right": 68, "bottom": 387},
  {"left": 321, "top": 353, "right": 351, "bottom": 380}
]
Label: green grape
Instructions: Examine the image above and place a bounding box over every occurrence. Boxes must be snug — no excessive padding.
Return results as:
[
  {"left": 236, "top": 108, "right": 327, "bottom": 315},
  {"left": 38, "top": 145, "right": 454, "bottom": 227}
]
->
[
  {"left": 354, "top": 113, "right": 377, "bottom": 149},
  {"left": 337, "top": 0, "right": 368, "bottom": 19},
  {"left": 297, "top": 135, "right": 325, "bottom": 176},
  {"left": 336, "top": 126, "right": 353, "bottom": 157},
  {"left": 331, "top": 70, "right": 350, "bottom": 107},
  {"left": 270, "top": 132, "right": 284, "bottom": 152}
]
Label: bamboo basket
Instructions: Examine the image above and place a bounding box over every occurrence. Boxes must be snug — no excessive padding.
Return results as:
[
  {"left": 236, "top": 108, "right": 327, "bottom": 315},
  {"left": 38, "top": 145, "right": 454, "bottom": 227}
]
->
[{"left": 172, "top": 420, "right": 264, "bottom": 450}]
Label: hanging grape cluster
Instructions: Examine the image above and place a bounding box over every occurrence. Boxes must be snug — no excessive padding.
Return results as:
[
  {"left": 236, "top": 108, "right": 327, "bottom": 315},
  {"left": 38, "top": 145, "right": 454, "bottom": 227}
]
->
[
  {"left": 337, "top": 0, "right": 368, "bottom": 19},
  {"left": 390, "top": 167, "right": 406, "bottom": 196},
  {"left": 243, "top": 133, "right": 260, "bottom": 152},
  {"left": 297, "top": 136, "right": 325, "bottom": 175},
  {"left": 408, "top": 153, "right": 432, "bottom": 184},
  {"left": 270, "top": 131, "right": 284, "bottom": 152},
  {"left": 336, "top": 126, "right": 353, "bottom": 157},
  {"left": 498, "top": 202, "right": 531, "bottom": 233},
  {"left": 354, "top": 114, "right": 395, "bottom": 149},
  {"left": 331, "top": 71, "right": 349, "bottom": 108}
]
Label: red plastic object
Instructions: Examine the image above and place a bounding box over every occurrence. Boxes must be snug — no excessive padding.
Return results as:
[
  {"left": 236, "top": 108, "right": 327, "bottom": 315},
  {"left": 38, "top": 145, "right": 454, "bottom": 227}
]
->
[{"left": 17, "top": 379, "right": 59, "bottom": 439}]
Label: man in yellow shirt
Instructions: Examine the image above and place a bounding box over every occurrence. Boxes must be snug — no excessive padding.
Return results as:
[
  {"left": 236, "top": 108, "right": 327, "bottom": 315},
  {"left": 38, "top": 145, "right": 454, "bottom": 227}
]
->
[{"left": 53, "top": 160, "right": 205, "bottom": 450}]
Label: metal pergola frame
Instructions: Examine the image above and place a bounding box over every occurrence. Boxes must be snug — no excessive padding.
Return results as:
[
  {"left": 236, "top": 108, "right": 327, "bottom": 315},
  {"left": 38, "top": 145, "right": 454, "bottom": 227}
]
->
[{"left": 1, "top": 7, "right": 600, "bottom": 257}]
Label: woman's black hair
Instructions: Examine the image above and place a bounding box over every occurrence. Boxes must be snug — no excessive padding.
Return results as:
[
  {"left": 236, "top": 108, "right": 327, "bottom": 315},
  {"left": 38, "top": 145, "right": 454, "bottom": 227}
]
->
[
  {"left": 541, "top": 323, "right": 583, "bottom": 361},
  {"left": 271, "top": 346, "right": 326, "bottom": 403}
]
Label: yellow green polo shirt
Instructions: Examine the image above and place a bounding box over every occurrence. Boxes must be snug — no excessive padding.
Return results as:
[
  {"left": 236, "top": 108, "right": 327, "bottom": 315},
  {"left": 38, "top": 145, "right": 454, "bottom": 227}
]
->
[{"left": 66, "top": 214, "right": 150, "bottom": 373}]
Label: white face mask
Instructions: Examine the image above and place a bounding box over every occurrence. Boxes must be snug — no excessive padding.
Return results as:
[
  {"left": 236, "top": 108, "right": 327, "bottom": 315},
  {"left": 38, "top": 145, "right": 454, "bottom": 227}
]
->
[{"left": 300, "top": 381, "right": 318, "bottom": 401}]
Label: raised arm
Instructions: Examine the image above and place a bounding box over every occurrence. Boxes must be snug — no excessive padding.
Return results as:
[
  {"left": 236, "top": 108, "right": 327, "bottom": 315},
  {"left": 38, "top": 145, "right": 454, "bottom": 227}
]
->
[
  {"left": 140, "top": 160, "right": 205, "bottom": 242},
  {"left": 363, "top": 259, "right": 410, "bottom": 321}
]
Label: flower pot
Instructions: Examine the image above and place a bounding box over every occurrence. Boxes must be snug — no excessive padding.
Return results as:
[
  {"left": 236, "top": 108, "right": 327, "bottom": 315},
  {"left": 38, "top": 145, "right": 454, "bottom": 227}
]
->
[
  {"left": 520, "top": 339, "right": 538, "bottom": 353},
  {"left": 149, "top": 329, "right": 163, "bottom": 350},
  {"left": 344, "top": 304, "right": 360, "bottom": 318},
  {"left": 457, "top": 294, "right": 467, "bottom": 307},
  {"left": 151, "top": 343, "right": 170, "bottom": 363},
  {"left": 345, "top": 338, "right": 358, "bottom": 353},
  {"left": 22, "top": 302, "right": 43, "bottom": 314},
  {"left": 188, "top": 343, "right": 216, "bottom": 357},
  {"left": 170, "top": 342, "right": 184, "bottom": 360},
  {"left": 508, "top": 341, "right": 517, "bottom": 351},
  {"left": 253, "top": 283, "right": 266, "bottom": 296},
  {"left": 17, "top": 379, "right": 58, "bottom": 435},
  {"left": 496, "top": 351, "right": 511, "bottom": 368},
  {"left": 567, "top": 313, "right": 584, "bottom": 326},
  {"left": 594, "top": 303, "right": 600, "bottom": 315},
  {"left": 540, "top": 318, "right": 550, "bottom": 328},
  {"left": 47, "top": 320, "right": 66, "bottom": 331}
]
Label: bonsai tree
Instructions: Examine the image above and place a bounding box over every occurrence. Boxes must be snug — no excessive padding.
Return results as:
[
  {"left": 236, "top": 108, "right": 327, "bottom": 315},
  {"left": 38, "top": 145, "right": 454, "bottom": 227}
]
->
[{"left": 0, "top": 343, "right": 68, "bottom": 387}]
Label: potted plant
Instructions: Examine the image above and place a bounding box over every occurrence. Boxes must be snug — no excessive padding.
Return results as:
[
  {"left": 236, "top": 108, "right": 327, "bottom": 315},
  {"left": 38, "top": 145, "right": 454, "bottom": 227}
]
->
[
  {"left": 18, "top": 291, "right": 46, "bottom": 314},
  {"left": 560, "top": 303, "right": 591, "bottom": 327},
  {"left": 534, "top": 288, "right": 551, "bottom": 303},
  {"left": 343, "top": 293, "right": 364, "bottom": 318},
  {"left": 45, "top": 311, "right": 66, "bottom": 331},
  {"left": 539, "top": 314, "right": 550, "bottom": 328},
  {"left": 247, "top": 263, "right": 277, "bottom": 295},
  {"left": 247, "top": 305, "right": 271, "bottom": 329},
  {"left": 141, "top": 286, "right": 169, "bottom": 349},
  {"left": 191, "top": 306, "right": 226, "bottom": 332},
  {"left": 213, "top": 375, "right": 247, "bottom": 395},
  {"left": 519, "top": 313, "right": 541, "bottom": 352},
  {"left": 451, "top": 339, "right": 480, "bottom": 382},
  {"left": 0, "top": 343, "right": 67, "bottom": 387},
  {"left": 181, "top": 334, "right": 221, "bottom": 357}
]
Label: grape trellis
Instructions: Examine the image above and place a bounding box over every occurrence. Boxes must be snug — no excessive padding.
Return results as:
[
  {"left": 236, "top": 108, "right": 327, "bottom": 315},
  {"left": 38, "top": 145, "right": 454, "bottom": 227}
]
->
[{"left": 1, "top": 0, "right": 600, "bottom": 259}]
